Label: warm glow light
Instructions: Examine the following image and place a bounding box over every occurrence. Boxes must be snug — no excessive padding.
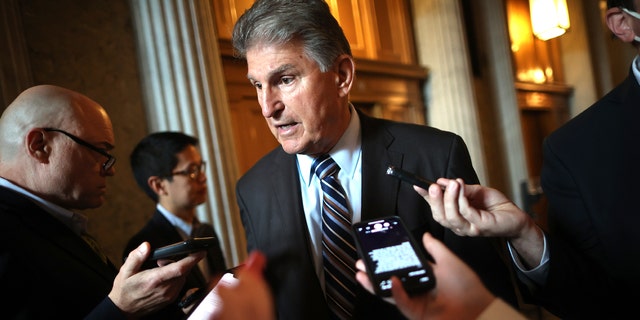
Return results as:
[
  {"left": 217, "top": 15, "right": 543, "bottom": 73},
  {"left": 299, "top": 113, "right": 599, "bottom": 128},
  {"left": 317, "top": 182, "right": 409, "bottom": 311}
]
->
[
  {"left": 529, "top": 0, "right": 570, "bottom": 41},
  {"left": 517, "top": 68, "right": 547, "bottom": 83}
]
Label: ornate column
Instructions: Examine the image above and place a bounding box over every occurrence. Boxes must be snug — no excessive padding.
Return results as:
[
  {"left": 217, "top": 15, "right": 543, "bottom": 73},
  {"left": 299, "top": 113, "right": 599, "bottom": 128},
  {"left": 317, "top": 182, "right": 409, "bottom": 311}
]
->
[
  {"left": 411, "top": 0, "right": 528, "bottom": 204},
  {"left": 410, "top": 0, "right": 488, "bottom": 184},
  {"left": 475, "top": 0, "right": 528, "bottom": 204},
  {"left": 129, "top": 0, "right": 246, "bottom": 265}
]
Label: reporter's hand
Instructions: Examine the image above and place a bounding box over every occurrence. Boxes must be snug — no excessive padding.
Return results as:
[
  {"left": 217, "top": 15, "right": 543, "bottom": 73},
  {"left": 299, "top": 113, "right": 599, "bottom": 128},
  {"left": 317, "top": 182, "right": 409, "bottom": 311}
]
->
[
  {"left": 417, "top": 178, "right": 544, "bottom": 267},
  {"left": 109, "top": 241, "right": 205, "bottom": 317},
  {"left": 356, "top": 233, "right": 495, "bottom": 320},
  {"left": 417, "top": 178, "right": 528, "bottom": 237},
  {"left": 215, "top": 251, "right": 275, "bottom": 320}
]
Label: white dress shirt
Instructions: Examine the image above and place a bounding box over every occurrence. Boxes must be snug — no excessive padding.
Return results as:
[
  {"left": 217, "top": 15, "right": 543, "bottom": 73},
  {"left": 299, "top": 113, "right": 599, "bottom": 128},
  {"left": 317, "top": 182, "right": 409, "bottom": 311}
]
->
[{"left": 297, "top": 104, "right": 362, "bottom": 287}]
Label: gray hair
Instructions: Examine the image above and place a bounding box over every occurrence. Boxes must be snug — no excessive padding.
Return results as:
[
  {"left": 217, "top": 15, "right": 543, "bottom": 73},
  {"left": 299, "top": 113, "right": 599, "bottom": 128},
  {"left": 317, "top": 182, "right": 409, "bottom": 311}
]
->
[{"left": 232, "top": 0, "right": 352, "bottom": 72}]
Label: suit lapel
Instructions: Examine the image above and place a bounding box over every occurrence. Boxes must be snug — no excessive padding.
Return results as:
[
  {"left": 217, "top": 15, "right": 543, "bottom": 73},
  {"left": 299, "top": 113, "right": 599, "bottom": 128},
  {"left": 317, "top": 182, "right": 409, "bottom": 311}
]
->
[
  {"left": 268, "top": 150, "right": 318, "bottom": 263},
  {"left": 359, "top": 113, "right": 403, "bottom": 222}
]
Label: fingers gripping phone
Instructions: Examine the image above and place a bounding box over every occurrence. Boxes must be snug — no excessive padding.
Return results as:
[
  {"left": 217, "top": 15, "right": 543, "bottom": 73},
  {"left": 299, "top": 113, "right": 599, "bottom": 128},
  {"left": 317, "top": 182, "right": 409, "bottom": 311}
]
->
[
  {"left": 352, "top": 216, "right": 436, "bottom": 297},
  {"left": 150, "top": 237, "right": 216, "bottom": 260}
]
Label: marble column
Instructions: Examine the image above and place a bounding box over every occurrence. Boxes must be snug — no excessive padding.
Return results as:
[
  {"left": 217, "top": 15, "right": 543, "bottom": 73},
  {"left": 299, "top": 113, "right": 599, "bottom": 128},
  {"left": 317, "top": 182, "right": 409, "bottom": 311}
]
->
[
  {"left": 411, "top": 0, "right": 528, "bottom": 204},
  {"left": 475, "top": 0, "right": 528, "bottom": 204},
  {"left": 410, "top": 0, "right": 488, "bottom": 184},
  {"left": 129, "top": 0, "right": 246, "bottom": 265}
]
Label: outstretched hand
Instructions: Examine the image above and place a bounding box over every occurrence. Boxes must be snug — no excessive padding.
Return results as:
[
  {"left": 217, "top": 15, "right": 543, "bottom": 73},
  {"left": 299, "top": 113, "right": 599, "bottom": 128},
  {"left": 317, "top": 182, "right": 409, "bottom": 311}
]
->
[
  {"left": 417, "top": 178, "right": 545, "bottom": 268},
  {"left": 110, "top": 242, "right": 205, "bottom": 317},
  {"left": 417, "top": 178, "right": 528, "bottom": 238}
]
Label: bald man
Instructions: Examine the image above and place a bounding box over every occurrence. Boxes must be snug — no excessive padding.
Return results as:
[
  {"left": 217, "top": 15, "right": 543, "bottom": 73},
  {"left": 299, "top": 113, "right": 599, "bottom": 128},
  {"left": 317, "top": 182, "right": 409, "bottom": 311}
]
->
[{"left": 0, "top": 85, "right": 204, "bottom": 319}]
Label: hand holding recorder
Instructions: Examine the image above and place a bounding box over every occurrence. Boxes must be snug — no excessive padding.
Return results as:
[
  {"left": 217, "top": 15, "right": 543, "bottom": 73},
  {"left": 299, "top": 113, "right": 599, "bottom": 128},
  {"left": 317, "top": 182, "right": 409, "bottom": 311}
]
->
[{"left": 150, "top": 237, "right": 218, "bottom": 260}]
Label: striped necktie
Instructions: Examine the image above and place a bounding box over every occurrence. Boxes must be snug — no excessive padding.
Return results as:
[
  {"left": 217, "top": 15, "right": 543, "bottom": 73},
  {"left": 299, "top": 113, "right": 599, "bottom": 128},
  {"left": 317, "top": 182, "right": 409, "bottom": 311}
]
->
[{"left": 312, "top": 154, "right": 357, "bottom": 319}]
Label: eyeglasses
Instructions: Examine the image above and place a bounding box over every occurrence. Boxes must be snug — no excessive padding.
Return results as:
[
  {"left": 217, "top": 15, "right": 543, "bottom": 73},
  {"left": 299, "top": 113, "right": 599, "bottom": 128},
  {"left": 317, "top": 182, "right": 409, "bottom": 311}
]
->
[
  {"left": 43, "top": 128, "right": 116, "bottom": 172},
  {"left": 169, "top": 161, "right": 207, "bottom": 180},
  {"left": 622, "top": 7, "right": 640, "bottom": 20}
]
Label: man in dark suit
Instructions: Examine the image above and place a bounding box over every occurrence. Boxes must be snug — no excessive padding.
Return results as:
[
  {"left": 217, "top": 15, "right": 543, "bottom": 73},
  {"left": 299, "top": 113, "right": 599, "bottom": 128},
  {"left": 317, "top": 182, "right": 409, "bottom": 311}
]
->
[
  {"left": 232, "top": 1, "right": 519, "bottom": 319},
  {"left": 0, "top": 85, "right": 203, "bottom": 319},
  {"left": 420, "top": 1, "right": 640, "bottom": 318},
  {"left": 123, "top": 131, "right": 227, "bottom": 319}
]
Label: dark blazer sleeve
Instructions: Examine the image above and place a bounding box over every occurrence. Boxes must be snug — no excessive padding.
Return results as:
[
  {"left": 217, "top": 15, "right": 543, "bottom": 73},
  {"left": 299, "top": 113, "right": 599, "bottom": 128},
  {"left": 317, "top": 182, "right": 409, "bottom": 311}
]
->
[
  {"left": 534, "top": 70, "right": 640, "bottom": 318},
  {"left": 0, "top": 187, "right": 124, "bottom": 319}
]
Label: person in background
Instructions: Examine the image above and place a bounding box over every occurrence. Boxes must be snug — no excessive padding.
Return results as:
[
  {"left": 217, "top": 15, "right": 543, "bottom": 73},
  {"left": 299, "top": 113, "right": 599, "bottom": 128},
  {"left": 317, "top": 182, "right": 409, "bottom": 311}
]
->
[
  {"left": 232, "top": 0, "right": 519, "bottom": 319},
  {"left": 0, "top": 84, "right": 204, "bottom": 319},
  {"left": 123, "top": 131, "right": 227, "bottom": 319},
  {"left": 420, "top": 0, "right": 640, "bottom": 318}
]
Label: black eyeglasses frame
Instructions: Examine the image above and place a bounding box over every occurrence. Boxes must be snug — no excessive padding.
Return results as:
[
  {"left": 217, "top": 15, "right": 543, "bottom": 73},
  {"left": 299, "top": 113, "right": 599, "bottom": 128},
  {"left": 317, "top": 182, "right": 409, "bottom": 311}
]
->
[
  {"left": 168, "top": 161, "right": 207, "bottom": 180},
  {"left": 43, "top": 127, "right": 116, "bottom": 171}
]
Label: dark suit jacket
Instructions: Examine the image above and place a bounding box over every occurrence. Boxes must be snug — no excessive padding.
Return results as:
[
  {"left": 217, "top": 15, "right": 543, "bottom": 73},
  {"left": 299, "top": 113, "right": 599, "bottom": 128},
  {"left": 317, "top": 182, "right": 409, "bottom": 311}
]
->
[
  {"left": 0, "top": 186, "right": 125, "bottom": 319},
  {"left": 236, "top": 112, "right": 519, "bottom": 319},
  {"left": 535, "top": 69, "right": 640, "bottom": 319},
  {"left": 122, "top": 210, "right": 227, "bottom": 319}
]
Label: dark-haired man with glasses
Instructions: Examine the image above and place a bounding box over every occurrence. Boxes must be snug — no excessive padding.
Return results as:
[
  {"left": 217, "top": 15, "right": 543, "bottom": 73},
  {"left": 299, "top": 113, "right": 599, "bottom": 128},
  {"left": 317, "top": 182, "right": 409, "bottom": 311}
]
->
[
  {"left": 0, "top": 85, "right": 204, "bottom": 319},
  {"left": 123, "top": 131, "right": 227, "bottom": 319}
]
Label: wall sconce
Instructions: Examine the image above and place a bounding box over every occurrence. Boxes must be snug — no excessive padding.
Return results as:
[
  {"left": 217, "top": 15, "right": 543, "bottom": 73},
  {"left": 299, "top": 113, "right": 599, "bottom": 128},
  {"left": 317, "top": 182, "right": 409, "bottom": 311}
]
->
[{"left": 529, "top": 0, "right": 570, "bottom": 40}]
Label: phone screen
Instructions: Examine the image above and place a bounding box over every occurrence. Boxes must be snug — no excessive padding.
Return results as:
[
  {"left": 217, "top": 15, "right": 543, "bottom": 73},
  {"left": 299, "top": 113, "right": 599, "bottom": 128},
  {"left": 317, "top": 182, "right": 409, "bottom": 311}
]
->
[{"left": 352, "top": 216, "right": 436, "bottom": 297}]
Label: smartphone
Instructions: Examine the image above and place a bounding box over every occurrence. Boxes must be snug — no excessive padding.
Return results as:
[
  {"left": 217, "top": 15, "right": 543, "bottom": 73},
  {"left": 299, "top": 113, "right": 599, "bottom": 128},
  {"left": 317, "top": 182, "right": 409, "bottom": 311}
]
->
[
  {"left": 150, "top": 237, "right": 216, "bottom": 260},
  {"left": 352, "top": 216, "right": 436, "bottom": 297},
  {"left": 386, "top": 165, "right": 440, "bottom": 190}
]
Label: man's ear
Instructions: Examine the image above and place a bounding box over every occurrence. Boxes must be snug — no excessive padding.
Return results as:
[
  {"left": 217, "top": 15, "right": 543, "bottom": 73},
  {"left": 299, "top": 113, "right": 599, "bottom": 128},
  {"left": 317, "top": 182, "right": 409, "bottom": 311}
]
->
[
  {"left": 606, "top": 7, "right": 637, "bottom": 43},
  {"left": 335, "top": 54, "right": 355, "bottom": 97},
  {"left": 148, "top": 176, "right": 167, "bottom": 196},
  {"left": 26, "top": 129, "right": 50, "bottom": 163}
]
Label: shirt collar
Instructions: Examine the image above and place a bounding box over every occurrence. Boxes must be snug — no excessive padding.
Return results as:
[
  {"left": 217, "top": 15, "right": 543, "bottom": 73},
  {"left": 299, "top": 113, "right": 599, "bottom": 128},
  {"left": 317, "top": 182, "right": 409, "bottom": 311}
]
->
[
  {"left": 633, "top": 55, "right": 640, "bottom": 86},
  {"left": 0, "top": 176, "right": 87, "bottom": 235},
  {"left": 156, "top": 203, "right": 193, "bottom": 237}
]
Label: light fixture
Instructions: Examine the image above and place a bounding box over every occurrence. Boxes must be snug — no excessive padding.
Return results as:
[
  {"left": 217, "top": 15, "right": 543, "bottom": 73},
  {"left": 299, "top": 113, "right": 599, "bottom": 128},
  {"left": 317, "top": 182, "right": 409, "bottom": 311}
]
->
[{"left": 529, "top": 0, "right": 570, "bottom": 41}]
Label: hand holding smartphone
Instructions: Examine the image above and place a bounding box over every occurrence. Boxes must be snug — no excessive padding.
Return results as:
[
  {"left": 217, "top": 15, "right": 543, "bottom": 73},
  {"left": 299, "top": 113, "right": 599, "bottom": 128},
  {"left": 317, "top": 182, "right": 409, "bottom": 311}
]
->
[
  {"left": 150, "top": 237, "right": 216, "bottom": 260},
  {"left": 352, "top": 216, "right": 436, "bottom": 297}
]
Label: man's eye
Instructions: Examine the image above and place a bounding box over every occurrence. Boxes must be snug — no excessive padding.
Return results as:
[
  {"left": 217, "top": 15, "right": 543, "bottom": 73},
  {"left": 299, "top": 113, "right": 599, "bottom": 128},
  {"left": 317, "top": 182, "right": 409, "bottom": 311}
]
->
[
  {"left": 251, "top": 81, "right": 262, "bottom": 89},
  {"left": 280, "top": 77, "right": 293, "bottom": 85}
]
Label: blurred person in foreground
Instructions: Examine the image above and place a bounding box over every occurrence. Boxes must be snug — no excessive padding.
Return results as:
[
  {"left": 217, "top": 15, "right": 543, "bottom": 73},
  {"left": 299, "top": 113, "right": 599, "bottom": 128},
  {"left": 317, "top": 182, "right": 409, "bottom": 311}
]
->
[{"left": 0, "top": 84, "right": 203, "bottom": 319}]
